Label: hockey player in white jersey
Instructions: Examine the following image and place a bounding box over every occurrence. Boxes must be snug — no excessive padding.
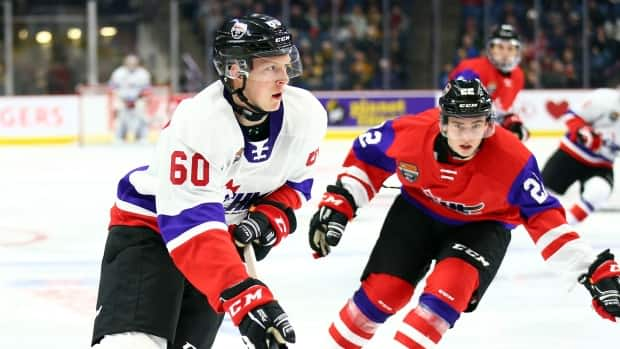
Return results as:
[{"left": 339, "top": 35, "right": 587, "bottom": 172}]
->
[
  {"left": 109, "top": 54, "right": 152, "bottom": 143},
  {"left": 92, "top": 14, "right": 327, "bottom": 349},
  {"left": 542, "top": 88, "right": 620, "bottom": 224}
]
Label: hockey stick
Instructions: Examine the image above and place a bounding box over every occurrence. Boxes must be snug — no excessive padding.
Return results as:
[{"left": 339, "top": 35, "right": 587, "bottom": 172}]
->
[
  {"left": 243, "top": 244, "right": 259, "bottom": 279},
  {"left": 242, "top": 244, "right": 286, "bottom": 349}
]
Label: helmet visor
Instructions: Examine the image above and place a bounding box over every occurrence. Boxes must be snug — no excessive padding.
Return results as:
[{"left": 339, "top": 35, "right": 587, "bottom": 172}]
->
[
  {"left": 247, "top": 45, "right": 303, "bottom": 82},
  {"left": 214, "top": 45, "right": 303, "bottom": 82},
  {"left": 487, "top": 39, "right": 521, "bottom": 72},
  {"left": 440, "top": 111, "right": 496, "bottom": 138}
]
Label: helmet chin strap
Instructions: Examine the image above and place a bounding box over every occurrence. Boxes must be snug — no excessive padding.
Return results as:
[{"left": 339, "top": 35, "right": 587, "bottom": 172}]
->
[{"left": 228, "top": 76, "right": 268, "bottom": 122}]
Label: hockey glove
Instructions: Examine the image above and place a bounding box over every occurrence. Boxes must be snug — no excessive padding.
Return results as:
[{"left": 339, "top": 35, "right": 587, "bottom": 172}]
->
[
  {"left": 575, "top": 126, "right": 602, "bottom": 151},
  {"left": 578, "top": 249, "right": 620, "bottom": 322},
  {"left": 308, "top": 184, "right": 356, "bottom": 258},
  {"left": 501, "top": 113, "right": 529, "bottom": 142},
  {"left": 221, "top": 278, "right": 296, "bottom": 349},
  {"left": 565, "top": 115, "right": 602, "bottom": 151},
  {"left": 233, "top": 201, "right": 297, "bottom": 261}
]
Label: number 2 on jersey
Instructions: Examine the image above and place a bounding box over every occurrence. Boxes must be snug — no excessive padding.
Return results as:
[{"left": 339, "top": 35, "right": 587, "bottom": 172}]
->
[
  {"left": 523, "top": 177, "right": 548, "bottom": 204},
  {"left": 358, "top": 130, "right": 382, "bottom": 148},
  {"left": 170, "top": 150, "right": 209, "bottom": 186}
]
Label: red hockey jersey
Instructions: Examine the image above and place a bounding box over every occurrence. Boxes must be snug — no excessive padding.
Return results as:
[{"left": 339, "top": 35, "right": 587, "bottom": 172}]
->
[
  {"left": 450, "top": 56, "right": 524, "bottom": 113},
  {"left": 338, "top": 108, "right": 596, "bottom": 281}
]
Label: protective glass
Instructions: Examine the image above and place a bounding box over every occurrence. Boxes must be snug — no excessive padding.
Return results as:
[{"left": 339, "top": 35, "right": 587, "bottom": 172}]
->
[{"left": 215, "top": 46, "right": 303, "bottom": 82}]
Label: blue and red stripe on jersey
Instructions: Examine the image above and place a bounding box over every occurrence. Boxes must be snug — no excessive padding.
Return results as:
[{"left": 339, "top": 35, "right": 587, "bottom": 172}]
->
[
  {"left": 285, "top": 179, "right": 313, "bottom": 203},
  {"left": 157, "top": 202, "right": 227, "bottom": 249}
]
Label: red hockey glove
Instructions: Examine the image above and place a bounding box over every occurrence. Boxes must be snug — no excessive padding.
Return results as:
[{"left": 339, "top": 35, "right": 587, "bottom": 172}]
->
[
  {"left": 232, "top": 201, "right": 296, "bottom": 261},
  {"left": 579, "top": 249, "right": 620, "bottom": 322},
  {"left": 501, "top": 113, "right": 529, "bottom": 141},
  {"left": 565, "top": 115, "right": 587, "bottom": 133},
  {"left": 308, "top": 183, "right": 356, "bottom": 258},
  {"left": 221, "top": 278, "right": 296, "bottom": 348},
  {"left": 565, "top": 116, "right": 602, "bottom": 151},
  {"left": 575, "top": 126, "right": 602, "bottom": 151}
]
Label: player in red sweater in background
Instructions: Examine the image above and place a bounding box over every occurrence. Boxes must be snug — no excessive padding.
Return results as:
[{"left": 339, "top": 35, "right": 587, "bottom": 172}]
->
[
  {"left": 308, "top": 79, "right": 620, "bottom": 348},
  {"left": 450, "top": 24, "right": 528, "bottom": 141}
]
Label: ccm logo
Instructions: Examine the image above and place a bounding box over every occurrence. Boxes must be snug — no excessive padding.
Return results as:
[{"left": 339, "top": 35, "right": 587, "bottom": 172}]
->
[
  {"left": 275, "top": 35, "right": 290, "bottom": 43},
  {"left": 452, "top": 243, "right": 490, "bottom": 267},
  {"left": 228, "top": 288, "right": 263, "bottom": 317},
  {"left": 322, "top": 194, "right": 343, "bottom": 206},
  {"left": 274, "top": 216, "right": 287, "bottom": 234}
]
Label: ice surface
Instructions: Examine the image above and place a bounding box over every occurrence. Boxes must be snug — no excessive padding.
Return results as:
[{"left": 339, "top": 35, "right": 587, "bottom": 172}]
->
[{"left": 0, "top": 138, "right": 618, "bottom": 348}]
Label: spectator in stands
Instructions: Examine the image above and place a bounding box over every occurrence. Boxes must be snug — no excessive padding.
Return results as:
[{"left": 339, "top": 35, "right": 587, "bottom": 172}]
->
[{"left": 541, "top": 58, "right": 568, "bottom": 88}]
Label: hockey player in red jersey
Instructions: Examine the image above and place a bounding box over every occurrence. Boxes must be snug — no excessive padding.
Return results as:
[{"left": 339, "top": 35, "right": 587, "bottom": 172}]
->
[
  {"left": 308, "top": 79, "right": 620, "bottom": 348},
  {"left": 542, "top": 88, "right": 620, "bottom": 224},
  {"left": 91, "top": 14, "right": 327, "bottom": 349},
  {"left": 450, "top": 24, "right": 528, "bottom": 141}
]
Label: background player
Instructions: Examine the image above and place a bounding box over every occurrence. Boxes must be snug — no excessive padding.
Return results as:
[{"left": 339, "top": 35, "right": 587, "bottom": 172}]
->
[
  {"left": 91, "top": 14, "right": 327, "bottom": 349},
  {"left": 308, "top": 79, "right": 620, "bottom": 348},
  {"left": 450, "top": 24, "right": 528, "bottom": 141},
  {"left": 109, "top": 54, "right": 152, "bottom": 143},
  {"left": 542, "top": 88, "right": 620, "bottom": 224}
]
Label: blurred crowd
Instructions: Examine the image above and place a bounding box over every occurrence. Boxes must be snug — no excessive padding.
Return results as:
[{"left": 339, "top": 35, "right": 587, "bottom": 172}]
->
[
  {"left": 445, "top": 0, "right": 620, "bottom": 88},
  {"left": 4, "top": 0, "right": 619, "bottom": 95},
  {"left": 184, "top": 0, "right": 412, "bottom": 91}
]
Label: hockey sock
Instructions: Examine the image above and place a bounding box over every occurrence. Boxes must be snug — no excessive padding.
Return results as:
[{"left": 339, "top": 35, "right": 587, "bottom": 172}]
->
[
  {"left": 329, "top": 273, "right": 414, "bottom": 348},
  {"left": 566, "top": 201, "right": 592, "bottom": 224},
  {"left": 394, "top": 258, "right": 479, "bottom": 348}
]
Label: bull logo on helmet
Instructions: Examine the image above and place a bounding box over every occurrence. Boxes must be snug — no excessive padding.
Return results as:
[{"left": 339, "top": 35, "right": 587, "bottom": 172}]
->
[{"left": 230, "top": 20, "right": 248, "bottom": 39}]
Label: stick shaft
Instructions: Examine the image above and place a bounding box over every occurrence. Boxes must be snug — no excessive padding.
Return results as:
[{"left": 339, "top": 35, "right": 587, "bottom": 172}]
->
[
  {"left": 243, "top": 245, "right": 283, "bottom": 348},
  {"left": 243, "top": 244, "right": 258, "bottom": 278}
]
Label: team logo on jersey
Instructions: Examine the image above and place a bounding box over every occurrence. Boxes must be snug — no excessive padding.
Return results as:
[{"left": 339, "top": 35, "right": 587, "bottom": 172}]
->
[
  {"left": 398, "top": 161, "right": 419, "bottom": 182},
  {"left": 422, "top": 188, "right": 485, "bottom": 215},
  {"left": 248, "top": 139, "right": 271, "bottom": 162},
  {"left": 224, "top": 189, "right": 261, "bottom": 212},
  {"left": 231, "top": 20, "right": 248, "bottom": 39}
]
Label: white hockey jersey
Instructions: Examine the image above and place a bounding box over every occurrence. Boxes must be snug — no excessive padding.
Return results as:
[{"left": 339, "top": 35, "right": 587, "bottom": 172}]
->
[
  {"left": 560, "top": 88, "right": 620, "bottom": 166},
  {"left": 108, "top": 65, "right": 151, "bottom": 102},
  {"left": 109, "top": 80, "right": 327, "bottom": 309}
]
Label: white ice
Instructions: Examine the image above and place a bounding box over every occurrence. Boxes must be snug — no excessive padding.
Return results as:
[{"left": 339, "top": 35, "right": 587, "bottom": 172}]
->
[{"left": 0, "top": 137, "right": 618, "bottom": 348}]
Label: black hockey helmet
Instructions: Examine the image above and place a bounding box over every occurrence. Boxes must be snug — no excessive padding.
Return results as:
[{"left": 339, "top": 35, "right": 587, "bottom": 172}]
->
[
  {"left": 213, "top": 13, "right": 302, "bottom": 82},
  {"left": 212, "top": 13, "right": 302, "bottom": 121},
  {"left": 439, "top": 79, "right": 495, "bottom": 137},
  {"left": 486, "top": 24, "right": 522, "bottom": 73},
  {"left": 440, "top": 79, "right": 493, "bottom": 118}
]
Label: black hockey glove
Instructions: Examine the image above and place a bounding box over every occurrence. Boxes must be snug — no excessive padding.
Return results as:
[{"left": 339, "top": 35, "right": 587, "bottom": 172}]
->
[
  {"left": 308, "top": 184, "right": 356, "bottom": 258},
  {"left": 233, "top": 201, "right": 296, "bottom": 261},
  {"left": 501, "top": 113, "right": 529, "bottom": 142},
  {"left": 578, "top": 249, "right": 620, "bottom": 322},
  {"left": 221, "top": 278, "right": 296, "bottom": 349}
]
